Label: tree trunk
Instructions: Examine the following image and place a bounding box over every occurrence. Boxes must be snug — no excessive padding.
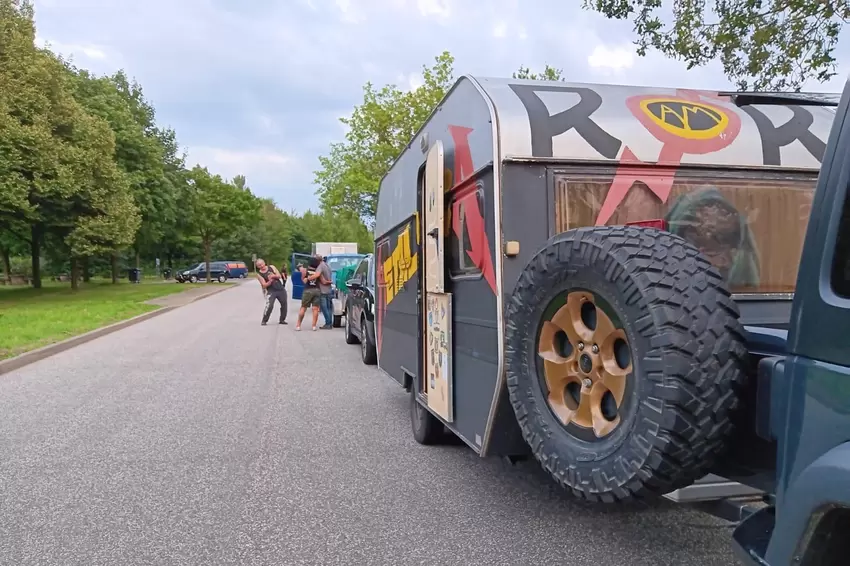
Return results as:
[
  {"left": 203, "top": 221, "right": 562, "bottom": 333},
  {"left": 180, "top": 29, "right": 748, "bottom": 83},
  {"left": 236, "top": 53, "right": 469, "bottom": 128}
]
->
[
  {"left": 135, "top": 248, "right": 140, "bottom": 269},
  {"left": 82, "top": 256, "right": 90, "bottom": 283},
  {"left": 30, "top": 225, "right": 41, "bottom": 289},
  {"left": 70, "top": 257, "right": 80, "bottom": 291},
  {"left": 111, "top": 253, "right": 119, "bottom": 283},
  {"left": 167, "top": 252, "right": 173, "bottom": 269},
  {"left": 204, "top": 238, "right": 212, "bottom": 283},
  {"left": 1, "top": 247, "right": 11, "bottom": 284}
]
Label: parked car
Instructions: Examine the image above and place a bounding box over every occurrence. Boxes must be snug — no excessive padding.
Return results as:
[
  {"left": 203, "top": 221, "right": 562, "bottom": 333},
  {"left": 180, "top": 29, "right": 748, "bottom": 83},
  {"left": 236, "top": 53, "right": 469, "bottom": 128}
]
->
[
  {"left": 223, "top": 261, "right": 248, "bottom": 278},
  {"left": 175, "top": 261, "right": 229, "bottom": 283},
  {"left": 343, "top": 254, "right": 377, "bottom": 365}
]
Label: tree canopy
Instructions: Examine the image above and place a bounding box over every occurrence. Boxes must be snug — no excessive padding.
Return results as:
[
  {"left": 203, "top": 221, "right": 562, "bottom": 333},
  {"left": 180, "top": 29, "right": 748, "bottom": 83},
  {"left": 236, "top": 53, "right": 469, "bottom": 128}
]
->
[
  {"left": 583, "top": 0, "right": 849, "bottom": 91},
  {"left": 314, "top": 54, "right": 565, "bottom": 223},
  {"left": 0, "top": 0, "right": 373, "bottom": 287}
]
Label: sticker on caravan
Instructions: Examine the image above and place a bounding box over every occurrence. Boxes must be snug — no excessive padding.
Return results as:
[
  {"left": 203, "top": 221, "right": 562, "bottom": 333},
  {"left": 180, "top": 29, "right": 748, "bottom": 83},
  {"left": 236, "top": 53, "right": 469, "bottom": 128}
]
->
[{"left": 626, "top": 94, "right": 741, "bottom": 154}]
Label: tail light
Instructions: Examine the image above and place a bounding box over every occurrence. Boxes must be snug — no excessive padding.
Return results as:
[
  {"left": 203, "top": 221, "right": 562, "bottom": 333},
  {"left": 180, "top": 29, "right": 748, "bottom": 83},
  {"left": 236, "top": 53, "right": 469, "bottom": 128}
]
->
[{"left": 625, "top": 219, "right": 668, "bottom": 231}]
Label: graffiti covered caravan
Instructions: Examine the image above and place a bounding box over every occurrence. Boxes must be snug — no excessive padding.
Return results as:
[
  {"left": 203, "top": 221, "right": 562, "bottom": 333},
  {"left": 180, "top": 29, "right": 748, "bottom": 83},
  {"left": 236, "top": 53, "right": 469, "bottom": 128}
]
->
[{"left": 374, "top": 76, "right": 837, "bottom": 505}]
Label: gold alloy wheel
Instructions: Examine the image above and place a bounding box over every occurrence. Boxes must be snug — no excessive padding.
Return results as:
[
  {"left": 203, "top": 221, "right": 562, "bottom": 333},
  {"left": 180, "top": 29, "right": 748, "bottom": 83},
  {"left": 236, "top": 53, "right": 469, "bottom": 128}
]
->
[{"left": 537, "top": 291, "right": 633, "bottom": 438}]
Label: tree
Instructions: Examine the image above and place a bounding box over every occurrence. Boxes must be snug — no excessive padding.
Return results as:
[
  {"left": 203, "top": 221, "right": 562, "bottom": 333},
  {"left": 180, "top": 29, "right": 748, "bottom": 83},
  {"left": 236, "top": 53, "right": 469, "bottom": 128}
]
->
[
  {"left": 0, "top": 0, "right": 140, "bottom": 288},
  {"left": 69, "top": 67, "right": 178, "bottom": 272},
  {"left": 583, "top": 0, "right": 849, "bottom": 91},
  {"left": 314, "top": 51, "right": 456, "bottom": 222},
  {"left": 314, "top": 53, "right": 574, "bottom": 225},
  {"left": 185, "top": 166, "right": 260, "bottom": 282},
  {"left": 513, "top": 64, "right": 564, "bottom": 81}
]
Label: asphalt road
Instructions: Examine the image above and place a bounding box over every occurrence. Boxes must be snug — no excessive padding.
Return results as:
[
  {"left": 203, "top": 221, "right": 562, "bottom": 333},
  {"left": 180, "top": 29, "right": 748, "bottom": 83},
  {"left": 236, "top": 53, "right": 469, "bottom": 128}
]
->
[{"left": 0, "top": 281, "right": 737, "bottom": 566}]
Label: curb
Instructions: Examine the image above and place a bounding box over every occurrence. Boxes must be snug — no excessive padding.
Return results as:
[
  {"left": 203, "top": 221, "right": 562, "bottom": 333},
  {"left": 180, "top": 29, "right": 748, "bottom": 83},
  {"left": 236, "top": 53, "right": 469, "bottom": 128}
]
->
[{"left": 0, "top": 283, "right": 235, "bottom": 376}]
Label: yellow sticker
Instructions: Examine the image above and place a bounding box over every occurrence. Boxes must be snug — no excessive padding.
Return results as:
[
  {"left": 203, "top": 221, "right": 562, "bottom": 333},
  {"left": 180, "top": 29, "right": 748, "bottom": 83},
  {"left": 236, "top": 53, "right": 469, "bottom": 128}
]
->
[{"left": 638, "top": 98, "right": 729, "bottom": 140}]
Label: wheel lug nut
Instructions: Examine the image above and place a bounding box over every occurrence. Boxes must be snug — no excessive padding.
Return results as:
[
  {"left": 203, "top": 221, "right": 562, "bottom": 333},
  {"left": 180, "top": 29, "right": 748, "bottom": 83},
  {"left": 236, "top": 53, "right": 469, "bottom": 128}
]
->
[
  {"left": 582, "top": 378, "right": 593, "bottom": 388},
  {"left": 578, "top": 342, "right": 584, "bottom": 351},
  {"left": 591, "top": 344, "right": 599, "bottom": 354}
]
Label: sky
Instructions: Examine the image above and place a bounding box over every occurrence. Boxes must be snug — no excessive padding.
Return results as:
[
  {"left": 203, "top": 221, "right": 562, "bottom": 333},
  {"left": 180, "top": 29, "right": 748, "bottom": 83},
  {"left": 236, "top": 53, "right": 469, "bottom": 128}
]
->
[{"left": 30, "top": 0, "right": 850, "bottom": 214}]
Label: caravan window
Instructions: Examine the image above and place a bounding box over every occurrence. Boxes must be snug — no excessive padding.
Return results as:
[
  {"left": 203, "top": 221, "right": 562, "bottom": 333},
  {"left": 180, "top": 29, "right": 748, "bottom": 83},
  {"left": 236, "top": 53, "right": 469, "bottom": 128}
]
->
[
  {"left": 552, "top": 169, "right": 818, "bottom": 294},
  {"left": 450, "top": 185, "right": 485, "bottom": 278}
]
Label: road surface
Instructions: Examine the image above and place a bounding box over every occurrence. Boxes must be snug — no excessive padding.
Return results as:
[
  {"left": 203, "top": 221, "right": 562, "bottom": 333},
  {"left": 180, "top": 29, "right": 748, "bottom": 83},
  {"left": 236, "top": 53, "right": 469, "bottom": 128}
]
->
[{"left": 0, "top": 281, "right": 737, "bottom": 566}]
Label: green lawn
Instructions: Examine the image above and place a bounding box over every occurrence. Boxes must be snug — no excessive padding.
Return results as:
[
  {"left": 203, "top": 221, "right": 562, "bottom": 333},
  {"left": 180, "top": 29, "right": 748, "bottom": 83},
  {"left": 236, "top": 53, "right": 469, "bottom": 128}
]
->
[{"left": 0, "top": 279, "right": 203, "bottom": 360}]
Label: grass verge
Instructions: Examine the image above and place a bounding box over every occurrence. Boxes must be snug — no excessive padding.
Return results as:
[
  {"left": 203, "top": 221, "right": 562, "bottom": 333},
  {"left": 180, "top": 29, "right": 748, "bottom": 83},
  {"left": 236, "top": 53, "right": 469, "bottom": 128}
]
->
[{"left": 0, "top": 279, "right": 206, "bottom": 360}]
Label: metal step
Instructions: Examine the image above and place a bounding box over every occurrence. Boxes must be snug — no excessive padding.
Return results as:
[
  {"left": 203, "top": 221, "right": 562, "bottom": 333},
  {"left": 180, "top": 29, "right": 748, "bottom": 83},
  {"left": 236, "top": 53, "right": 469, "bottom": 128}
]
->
[{"left": 664, "top": 474, "right": 765, "bottom": 504}]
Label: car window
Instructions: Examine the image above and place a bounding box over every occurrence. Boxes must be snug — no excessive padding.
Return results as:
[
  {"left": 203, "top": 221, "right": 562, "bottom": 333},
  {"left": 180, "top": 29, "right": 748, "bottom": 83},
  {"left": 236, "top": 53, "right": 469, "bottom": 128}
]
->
[
  {"left": 354, "top": 259, "right": 368, "bottom": 279},
  {"left": 328, "top": 256, "right": 363, "bottom": 271},
  {"left": 366, "top": 258, "right": 375, "bottom": 288}
]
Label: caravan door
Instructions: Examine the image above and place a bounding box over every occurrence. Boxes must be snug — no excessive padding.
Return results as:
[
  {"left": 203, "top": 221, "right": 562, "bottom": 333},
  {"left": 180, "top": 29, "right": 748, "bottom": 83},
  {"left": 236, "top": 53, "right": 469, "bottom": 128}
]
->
[{"left": 422, "top": 141, "right": 454, "bottom": 422}]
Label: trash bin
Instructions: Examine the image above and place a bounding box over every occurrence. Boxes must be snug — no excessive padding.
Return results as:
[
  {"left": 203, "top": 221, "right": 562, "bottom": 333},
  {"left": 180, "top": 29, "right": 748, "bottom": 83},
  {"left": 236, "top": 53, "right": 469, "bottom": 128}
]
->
[{"left": 128, "top": 268, "right": 142, "bottom": 283}]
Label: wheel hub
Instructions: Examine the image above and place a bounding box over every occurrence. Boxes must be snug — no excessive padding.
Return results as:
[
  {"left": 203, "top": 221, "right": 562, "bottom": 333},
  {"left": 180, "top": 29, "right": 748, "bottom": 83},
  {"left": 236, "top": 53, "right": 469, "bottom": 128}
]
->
[
  {"left": 537, "top": 291, "right": 633, "bottom": 438},
  {"left": 578, "top": 353, "right": 593, "bottom": 374}
]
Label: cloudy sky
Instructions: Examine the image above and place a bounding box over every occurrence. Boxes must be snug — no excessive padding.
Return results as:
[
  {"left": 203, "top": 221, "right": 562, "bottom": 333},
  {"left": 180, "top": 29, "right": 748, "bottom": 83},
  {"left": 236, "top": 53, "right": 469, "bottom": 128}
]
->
[{"left": 31, "top": 0, "right": 850, "bottom": 213}]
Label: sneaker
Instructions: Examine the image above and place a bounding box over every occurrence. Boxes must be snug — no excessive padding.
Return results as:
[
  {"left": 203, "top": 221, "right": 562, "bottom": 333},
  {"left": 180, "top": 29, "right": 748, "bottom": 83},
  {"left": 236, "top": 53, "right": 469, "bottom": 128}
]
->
[
  {"left": 261, "top": 322, "right": 267, "bottom": 326},
  {"left": 320, "top": 325, "right": 332, "bottom": 330},
  {"left": 280, "top": 321, "right": 288, "bottom": 325},
  {"left": 312, "top": 326, "right": 318, "bottom": 331},
  {"left": 295, "top": 326, "right": 301, "bottom": 331}
]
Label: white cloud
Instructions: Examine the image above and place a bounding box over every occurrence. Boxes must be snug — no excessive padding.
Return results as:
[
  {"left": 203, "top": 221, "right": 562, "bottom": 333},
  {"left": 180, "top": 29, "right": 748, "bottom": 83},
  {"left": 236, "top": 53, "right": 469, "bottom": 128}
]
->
[
  {"left": 416, "top": 0, "right": 451, "bottom": 20},
  {"left": 587, "top": 44, "right": 635, "bottom": 72},
  {"left": 30, "top": 0, "right": 850, "bottom": 214},
  {"left": 37, "top": 37, "right": 109, "bottom": 60},
  {"left": 334, "top": 0, "right": 365, "bottom": 23},
  {"left": 397, "top": 72, "right": 424, "bottom": 91},
  {"left": 186, "top": 146, "right": 300, "bottom": 190}
]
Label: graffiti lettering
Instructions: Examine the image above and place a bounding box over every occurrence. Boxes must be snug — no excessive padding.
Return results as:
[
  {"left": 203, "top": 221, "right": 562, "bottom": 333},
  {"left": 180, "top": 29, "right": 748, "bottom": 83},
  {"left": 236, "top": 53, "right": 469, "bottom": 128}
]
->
[
  {"left": 509, "top": 84, "right": 622, "bottom": 159},
  {"left": 742, "top": 105, "right": 827, "bottom": 166},
  {"left": 382, "top": 222, "right": 418, "bottom": 305}
]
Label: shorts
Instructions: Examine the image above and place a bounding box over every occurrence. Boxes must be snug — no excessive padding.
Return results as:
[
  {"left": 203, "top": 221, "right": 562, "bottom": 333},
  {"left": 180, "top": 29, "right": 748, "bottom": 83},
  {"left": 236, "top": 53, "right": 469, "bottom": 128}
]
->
[{"left": 301, "top": 288, "right": 321, "bottom": 308}]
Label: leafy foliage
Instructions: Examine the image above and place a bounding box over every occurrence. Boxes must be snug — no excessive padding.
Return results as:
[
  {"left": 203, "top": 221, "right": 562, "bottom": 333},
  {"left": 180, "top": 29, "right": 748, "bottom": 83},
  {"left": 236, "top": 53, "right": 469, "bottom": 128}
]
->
[
  {"left": 513, "top": 64, "right": 565, "bottom": 81},
  {"left": 314, "top": 51, "right": 456, "bottom": 222},
  {"left": 0, "top": 0, "right": 375, "bottom": 287},
  {"left": 314, "top": 53, "right": 570, "bottom": 225},
  {"left": 583, "top": 0, "right": 849, "bottom": 90}
]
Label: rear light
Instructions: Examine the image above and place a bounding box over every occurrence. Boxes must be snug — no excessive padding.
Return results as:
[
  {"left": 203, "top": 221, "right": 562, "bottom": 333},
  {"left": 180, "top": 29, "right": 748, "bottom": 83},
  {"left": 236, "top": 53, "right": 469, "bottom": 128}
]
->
[{"left": 625, "top": 219, "right": 668, "bottom": 231}]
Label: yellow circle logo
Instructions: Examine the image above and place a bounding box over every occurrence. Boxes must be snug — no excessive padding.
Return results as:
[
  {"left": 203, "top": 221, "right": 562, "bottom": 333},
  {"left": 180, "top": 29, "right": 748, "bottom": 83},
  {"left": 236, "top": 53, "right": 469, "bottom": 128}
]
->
[{"left": 638, "top": 98, "right": 729, "bottom": 140}]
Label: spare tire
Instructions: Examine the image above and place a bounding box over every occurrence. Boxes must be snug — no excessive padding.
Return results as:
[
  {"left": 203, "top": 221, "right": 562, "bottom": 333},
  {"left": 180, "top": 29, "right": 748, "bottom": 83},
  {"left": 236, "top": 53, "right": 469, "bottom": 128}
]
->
[{"left": 504, "top": 226, "right": 747, "bottom": 503}]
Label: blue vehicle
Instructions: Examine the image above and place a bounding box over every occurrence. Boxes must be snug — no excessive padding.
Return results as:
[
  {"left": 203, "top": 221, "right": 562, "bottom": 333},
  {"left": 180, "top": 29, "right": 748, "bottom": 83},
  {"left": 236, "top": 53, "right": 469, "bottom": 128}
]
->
[
  {"left": 724, "top": 79, "right": 850, "bottom": 565},
  {"left": 289, "top": 253, "right": 313, "bottom": 300}
]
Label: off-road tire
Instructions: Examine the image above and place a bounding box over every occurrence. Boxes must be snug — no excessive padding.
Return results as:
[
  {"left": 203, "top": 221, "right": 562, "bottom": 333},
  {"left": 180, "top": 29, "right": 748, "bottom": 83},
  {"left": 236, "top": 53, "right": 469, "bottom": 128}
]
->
[
  {"left": 360, "top": 318, "right": 377, "bottom": 365},
  {"left": 411, "top": 387, "right": 443, "bottom": 445},
  {"left": 344, "top": 314, "right": 359, "bottom": 345},
  {"left": 504, "top": 226, "right": 747, "bottom": 503}
]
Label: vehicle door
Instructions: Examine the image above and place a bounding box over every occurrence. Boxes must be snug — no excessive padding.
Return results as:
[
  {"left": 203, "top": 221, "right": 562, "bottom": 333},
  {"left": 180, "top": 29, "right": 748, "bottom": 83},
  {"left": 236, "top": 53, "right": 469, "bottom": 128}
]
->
[
  {"left": 290, "top": 253, "right": 312, "bottom": 299},
  {"left": 765, "top": 78, "right": 850, "bottom": 564},
  {"left": 420, "top": 140, "right": 454, "bottom": 422},
  {"left": 364, "top": 255, "right": 376, "bottom": 323},
  {"left": 350, "top": 258, "right": 370, "bottom": 330}
]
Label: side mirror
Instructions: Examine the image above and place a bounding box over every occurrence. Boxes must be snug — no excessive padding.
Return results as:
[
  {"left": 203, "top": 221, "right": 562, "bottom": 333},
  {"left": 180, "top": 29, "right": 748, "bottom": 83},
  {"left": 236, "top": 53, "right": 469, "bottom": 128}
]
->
[{"left": 347, "top": 278, "right": 362, "bottom": 290}]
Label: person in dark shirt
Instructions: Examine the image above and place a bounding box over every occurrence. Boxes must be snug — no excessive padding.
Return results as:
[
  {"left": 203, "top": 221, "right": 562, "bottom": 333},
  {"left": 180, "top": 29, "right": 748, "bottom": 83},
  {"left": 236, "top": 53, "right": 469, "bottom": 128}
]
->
[{"left": 256, "top": 258, "right": 287, "bottom": 325}]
